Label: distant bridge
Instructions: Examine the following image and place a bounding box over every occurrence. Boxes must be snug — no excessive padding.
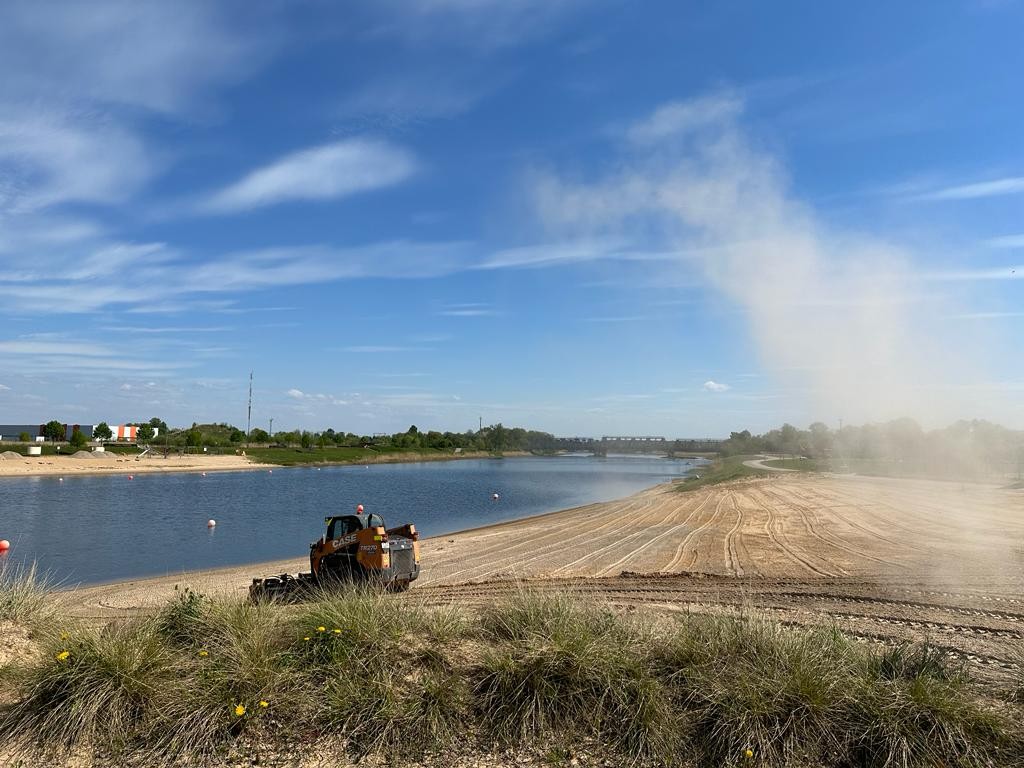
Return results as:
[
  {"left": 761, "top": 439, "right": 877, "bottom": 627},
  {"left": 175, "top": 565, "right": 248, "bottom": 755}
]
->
[{"left": 554, "top": 436, "right": 724, "bottom": 455}]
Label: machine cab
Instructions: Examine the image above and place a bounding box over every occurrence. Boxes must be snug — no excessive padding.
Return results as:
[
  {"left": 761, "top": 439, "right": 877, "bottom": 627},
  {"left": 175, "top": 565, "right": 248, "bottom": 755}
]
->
[{"left": 325, "top": 513, "right": 385, "bottom": 540}]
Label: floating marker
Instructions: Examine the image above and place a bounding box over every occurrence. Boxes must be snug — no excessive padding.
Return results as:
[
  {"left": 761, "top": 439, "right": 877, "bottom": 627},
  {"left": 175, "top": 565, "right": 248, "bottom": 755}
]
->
[
  {"left": 201, "top": 472, "right": 207, "bottom": 477},
  {"left": 59, "top": 477, "right": 64, "bottom": 482},
  {"left": 268, "top": 469, "right": 273, "bottom": 474},
  {"left": 128, "top": 475, "right": 134, "bottom": 480},
  {"left": 207, "top": 519, "right": 216, "bottom": 528},
  {"left": 0, "top": 540, "right": 10, "bottom": 552},
  {"left": 493, "top": 493, "right": 500, "bottom": 501},
  {"left": 356, "top": 504, "right": 364, "bottom": 513}
]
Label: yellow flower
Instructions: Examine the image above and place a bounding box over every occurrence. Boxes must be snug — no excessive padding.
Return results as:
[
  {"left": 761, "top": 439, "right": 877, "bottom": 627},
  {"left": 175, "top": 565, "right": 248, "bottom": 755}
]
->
[
  {"left": 303, "top": 636, "right": 310, "bottom": 642},
  {"left": 332, "top": 628, "right": 342, "bottom": 634},
  {"left": 198, "top": 650, "right": 209, "bottom": 657},
  {"left": 234, "top": 704, "right": 246, "bottom": 717},
  {"left": 745, "top": 748, "right": 754, "bottom": 759},
  {"left": 258, "top": 700, "right": 269, "bottom": 708},
  {"left": 316, "top": 626, "right": 326, "bottom": 632},
  {"left": 55, "top": 650, "right": 70, "bottom": 663}
]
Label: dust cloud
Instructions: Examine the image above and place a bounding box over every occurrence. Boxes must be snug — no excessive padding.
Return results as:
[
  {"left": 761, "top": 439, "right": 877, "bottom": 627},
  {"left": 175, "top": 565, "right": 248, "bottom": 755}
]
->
[{"left": 534, "top": 93, "right": 1009, "bottom": 429}]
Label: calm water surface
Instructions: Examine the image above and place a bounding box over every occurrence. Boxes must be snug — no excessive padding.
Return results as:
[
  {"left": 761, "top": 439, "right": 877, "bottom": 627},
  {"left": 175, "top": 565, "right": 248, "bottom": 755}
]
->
[{"left": 0, "top": 455, "right": 700, "bottom": 585}]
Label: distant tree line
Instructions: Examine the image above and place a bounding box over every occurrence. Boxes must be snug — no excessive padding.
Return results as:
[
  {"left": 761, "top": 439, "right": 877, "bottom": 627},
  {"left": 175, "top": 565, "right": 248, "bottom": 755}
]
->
[
  {"left": 247, "top": 423, "right": 559, "bottom": 454},
  {"left": 720, "top": 418, "right": 1024, "bottom": 479}
]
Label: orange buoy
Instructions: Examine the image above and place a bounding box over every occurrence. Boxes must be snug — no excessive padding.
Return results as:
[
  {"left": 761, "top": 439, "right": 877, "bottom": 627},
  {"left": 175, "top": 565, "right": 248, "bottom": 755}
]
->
[
  {"left": 207, "top": 519, "right": 216, "bottom": 528},
  {"left": 0, "top": 540, "right": 10, "bottom": 552}
]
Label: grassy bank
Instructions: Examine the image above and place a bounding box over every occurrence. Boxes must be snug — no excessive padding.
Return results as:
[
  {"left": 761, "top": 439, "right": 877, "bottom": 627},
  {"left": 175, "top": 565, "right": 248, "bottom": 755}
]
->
[
  {"left": 2, "top": 578, "right": 1021, "bottom": 767},
  {"left": 674, "top": 455, "right": 767, "bottom": 490}
]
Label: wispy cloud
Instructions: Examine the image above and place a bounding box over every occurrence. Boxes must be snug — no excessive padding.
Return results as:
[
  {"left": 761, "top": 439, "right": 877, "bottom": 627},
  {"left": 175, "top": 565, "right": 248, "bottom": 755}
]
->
[
  {"left": 626, "top": 93, "right": 742, "bottom": 145},
  {"left": 950, "top": 311, "right": 1024, "bottom": 319},
  {"left": 0, "top": 110, "right": 157, "bottom": 212},
  {"left": 0, "top": 2, "right": 272, "bottom": 114},
  {"left": 204, "top": 138, "right": 417, "bottom": 213},
  {"left": 915, "top": 176, "right": 1024, "bottom": 201},
  {"left": 703, "top": 380, "right": 731, "bottom": 393},
  {"left": 343, "top": 346, "right": 425, "bottom": 353},
  {"left": 926, "top": 266, "right": 1021, "bottom": 281},
  {"left": 985, "top": 234, "right": 1024, "bottom": 249},
  {"left": 437, "top": 303, "right": 500, "bottom": 317}
]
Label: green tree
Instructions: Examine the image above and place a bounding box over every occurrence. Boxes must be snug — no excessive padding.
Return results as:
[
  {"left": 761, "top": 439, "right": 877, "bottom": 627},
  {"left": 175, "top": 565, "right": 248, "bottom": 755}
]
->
[
  {"left": 18, "top": 431, "right": 31, "bottom": 443},
  {"left": 93, "top": 422, "right": 113, "bottom": 441},
  {"left": 249, "top": 428, "right": 269, "bottom": 443},
  {"left": 69, "top": 428, "right": 87, "bottom": 449},
  {"left": 43, "top": 420, "right": 65, "bottom": 442},
  {"left": 149, "top": 417, "right": 168, "bottom": 433},
  {"left": 300, "top": 431, "right": 313, "bottom": 449},
  {"left": 229, "top": 429, "right": 244, "bottom": 443},
  {"left": 137, "top": 424, "right": 155, "bottom": 442},
  {"left": 186, "top": 427, "right": 203, "bottom": 449}
]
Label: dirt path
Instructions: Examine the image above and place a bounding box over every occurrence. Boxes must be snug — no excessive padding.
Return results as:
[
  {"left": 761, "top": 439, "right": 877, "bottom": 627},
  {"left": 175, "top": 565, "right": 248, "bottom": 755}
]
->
[{"left": 743, "top": 456, "right": 798, "bottom": 471}]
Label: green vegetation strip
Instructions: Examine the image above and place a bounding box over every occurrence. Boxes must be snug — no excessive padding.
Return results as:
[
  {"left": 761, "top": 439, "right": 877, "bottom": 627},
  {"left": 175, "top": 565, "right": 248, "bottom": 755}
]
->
[
  {"left": 244, "top": 445, "right": 472, "bottom": 466},
  {"left": 2, "top": 568, "right": 1021, "bottom": 766},
  {"left": 675, "top": 455, "right": 767, "bottom": 491}
]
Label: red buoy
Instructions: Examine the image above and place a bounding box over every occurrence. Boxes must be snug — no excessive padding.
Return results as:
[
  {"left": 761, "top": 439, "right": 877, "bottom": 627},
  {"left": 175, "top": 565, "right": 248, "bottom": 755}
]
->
[
  {"left": 128, "top": 475, "right": 134, "bottom": 480},
  {"left": 0, "top": 540, "right": 10, "bottom": 552},
  {"left": 356, "top": 504, "right": 364, "bottom": 513}
]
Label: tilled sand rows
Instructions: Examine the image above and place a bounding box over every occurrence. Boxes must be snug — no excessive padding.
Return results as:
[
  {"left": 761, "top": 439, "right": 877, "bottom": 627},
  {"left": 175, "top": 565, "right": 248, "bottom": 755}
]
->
[{"left": 419, "top": 475, "right": 1024, "bottom": 586}]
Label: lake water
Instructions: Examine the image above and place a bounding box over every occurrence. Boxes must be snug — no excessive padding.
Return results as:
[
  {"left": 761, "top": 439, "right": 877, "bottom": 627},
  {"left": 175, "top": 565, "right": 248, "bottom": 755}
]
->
[{"left": 0, "top": 455, "right": 700, "bottom": 586}]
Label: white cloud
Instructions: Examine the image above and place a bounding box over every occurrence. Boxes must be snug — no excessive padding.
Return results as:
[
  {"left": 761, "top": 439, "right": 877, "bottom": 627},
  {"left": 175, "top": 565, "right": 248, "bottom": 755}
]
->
[
  {"left": 287, "top": 388, "right": 306, "bottom": 399},
  {"left": 0, "top": 111, "right": 157, "bottom": 211},
  {"left": 0, "top": 384, "right": 10, "bottom": 391},
  {"left": 626, "top": 93, "right": 742, "bottom": 145},
  {"left": 916, "top": 176, "right": 1024, "bottom": 201},
  {"left": 703, "top": 380, "right": 731, "bottom": 393},
  {"left": 0, "top": 1, "right": 269, "bottom": 114},
  {"left": 205, "top": 139, "right": 417, "bottom": 213},
  {"left": 0, "top": 340, "right": 113, "bottom": 357}
]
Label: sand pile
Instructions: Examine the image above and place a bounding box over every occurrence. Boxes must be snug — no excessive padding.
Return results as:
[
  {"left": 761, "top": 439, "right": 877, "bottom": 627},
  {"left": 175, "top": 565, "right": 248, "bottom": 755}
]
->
[{"left": 0, "top": 450, "right": 24, "bottom": 460}]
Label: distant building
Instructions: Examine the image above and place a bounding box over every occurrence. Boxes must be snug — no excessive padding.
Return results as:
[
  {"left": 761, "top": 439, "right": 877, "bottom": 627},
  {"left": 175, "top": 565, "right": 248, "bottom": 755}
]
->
[
  {"left": 111, "top": 425, "right": 160, "bottom": 442},
  {"left": 0, "top": 424, "right": 95, "bottom": 441}
]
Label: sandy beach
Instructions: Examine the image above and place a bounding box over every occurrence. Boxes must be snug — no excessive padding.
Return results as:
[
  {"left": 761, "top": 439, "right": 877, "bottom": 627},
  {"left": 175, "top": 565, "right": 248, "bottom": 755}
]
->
[
  {"left": 0, "top": 452, "right": 272, "bottom": 478},
  {"left": 49, "top": 473, "right": 1024, "bottom": 684}
]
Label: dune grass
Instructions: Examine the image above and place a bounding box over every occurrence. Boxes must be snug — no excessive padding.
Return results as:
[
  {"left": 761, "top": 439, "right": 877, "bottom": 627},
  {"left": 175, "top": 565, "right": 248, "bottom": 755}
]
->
[
  {"left": 0, "top": 587, "right": 1020, "bottom": 766},
  {"left": 0, "top": 561, "right": 54, "bottom": 626}
]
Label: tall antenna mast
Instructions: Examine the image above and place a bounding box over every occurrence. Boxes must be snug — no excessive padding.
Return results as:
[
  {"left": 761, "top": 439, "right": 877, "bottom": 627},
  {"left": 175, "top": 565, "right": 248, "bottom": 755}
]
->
[{"left": 246, "top": 371, "right": 253, "bottom": 446}]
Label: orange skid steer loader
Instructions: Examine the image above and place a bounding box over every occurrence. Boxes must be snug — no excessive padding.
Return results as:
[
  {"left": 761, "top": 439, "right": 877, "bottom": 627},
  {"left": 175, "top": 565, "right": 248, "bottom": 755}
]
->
[{"left": 250, "top": 510, "right": 420, "bottom": 600}]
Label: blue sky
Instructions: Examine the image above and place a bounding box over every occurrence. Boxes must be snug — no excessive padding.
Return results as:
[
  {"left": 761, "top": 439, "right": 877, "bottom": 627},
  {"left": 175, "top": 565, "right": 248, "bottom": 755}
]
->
[{"left": 0, "top": 0, "right": 1022, "bottom": 437}]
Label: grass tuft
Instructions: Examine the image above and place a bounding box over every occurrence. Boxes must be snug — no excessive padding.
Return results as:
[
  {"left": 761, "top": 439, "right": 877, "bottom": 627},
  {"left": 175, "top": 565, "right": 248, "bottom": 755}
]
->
[
  {"left": 475, "top": 590, "right": 682, "bottom": 763},
  {"left": 0, "top": 561, "right": 54, "bottom": 626}
]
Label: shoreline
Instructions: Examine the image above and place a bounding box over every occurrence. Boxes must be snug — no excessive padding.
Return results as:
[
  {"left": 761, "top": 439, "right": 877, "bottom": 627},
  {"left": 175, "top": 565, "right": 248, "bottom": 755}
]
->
[
  {"left": 61, "top": 482, "right": 675, "bottom": 592},
  {"left": 0, "top": 448, "right": 537, "bottom": 479}
]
